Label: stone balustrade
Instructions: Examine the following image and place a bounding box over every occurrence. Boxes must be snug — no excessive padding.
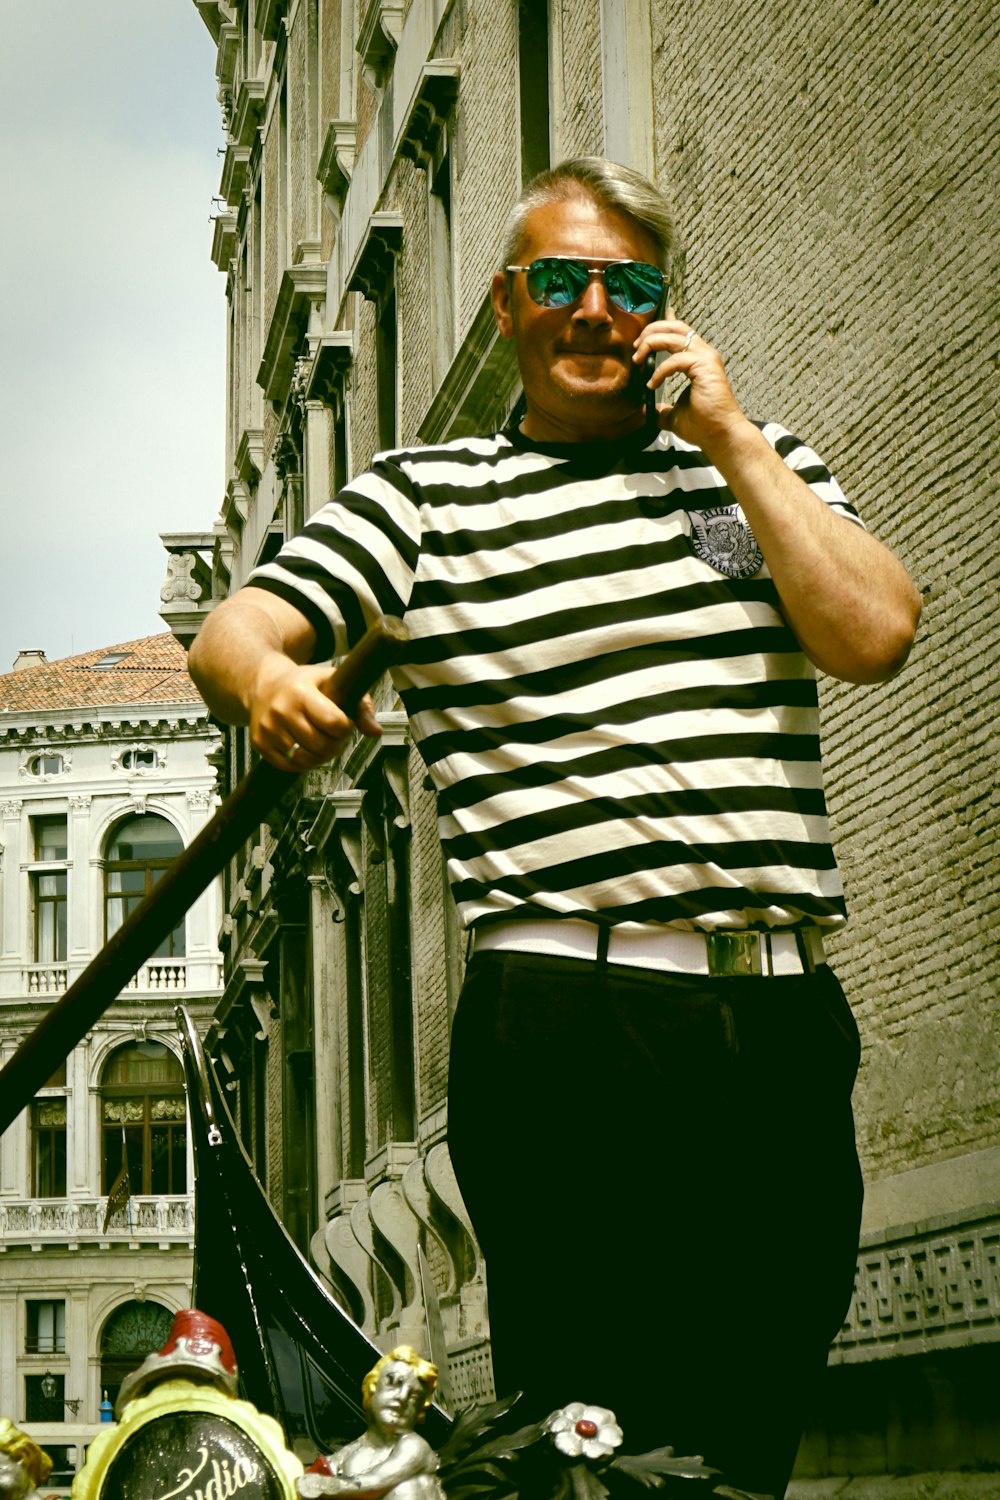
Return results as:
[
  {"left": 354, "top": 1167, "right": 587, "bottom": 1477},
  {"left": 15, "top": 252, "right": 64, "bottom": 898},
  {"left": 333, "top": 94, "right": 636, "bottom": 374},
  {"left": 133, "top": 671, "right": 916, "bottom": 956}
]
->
[
  {"left": 19, "top": 958, "right": 226, "bottom": 997},
  {"left": 0, "top": 1195, "right": 194, "bottom": 1245}
]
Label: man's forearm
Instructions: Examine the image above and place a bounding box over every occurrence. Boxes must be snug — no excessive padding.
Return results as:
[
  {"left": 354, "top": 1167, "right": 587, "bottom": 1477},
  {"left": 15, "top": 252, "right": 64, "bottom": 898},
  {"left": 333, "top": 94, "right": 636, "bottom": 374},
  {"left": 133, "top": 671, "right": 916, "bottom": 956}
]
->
[
  {"left": 188, "top": 592, "right": 298, "bottom": 725},
  {"left": 188, "top": 588, "right": 380, "bottom": 770},
  {"left": 708, "top": 420, "right": 922, "bottom": 682},
  {"left": 639, "top": 314, "right": 922, "bottom": 682}
]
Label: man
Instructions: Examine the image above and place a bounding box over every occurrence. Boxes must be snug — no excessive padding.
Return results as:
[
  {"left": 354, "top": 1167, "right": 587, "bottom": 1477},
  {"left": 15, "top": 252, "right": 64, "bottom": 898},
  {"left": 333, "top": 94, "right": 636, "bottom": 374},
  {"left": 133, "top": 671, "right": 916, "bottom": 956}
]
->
[{"left": 190, "top": 158, "right": 920, "bottom": 1495}]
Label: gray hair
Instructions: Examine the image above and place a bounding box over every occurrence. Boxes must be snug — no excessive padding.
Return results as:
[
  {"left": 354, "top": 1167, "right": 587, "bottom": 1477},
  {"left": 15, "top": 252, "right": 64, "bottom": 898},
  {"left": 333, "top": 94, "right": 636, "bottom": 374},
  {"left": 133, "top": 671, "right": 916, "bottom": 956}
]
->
[{"left": 500, "top": 157, "right": 678, "bottom": 273}]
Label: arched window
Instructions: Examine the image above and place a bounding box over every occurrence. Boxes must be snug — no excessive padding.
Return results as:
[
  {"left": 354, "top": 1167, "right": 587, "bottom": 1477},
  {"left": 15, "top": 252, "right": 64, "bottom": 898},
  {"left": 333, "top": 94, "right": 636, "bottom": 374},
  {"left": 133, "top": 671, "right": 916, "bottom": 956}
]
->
[
  {"left": 100, "top": 1042, "right": 186, "bottom": 1196},
  {"left": 104, "top": 814, "right": 184, "bottom": 956},
  {"left": 100, "top": 1300, "right": 173, "bottom": 1413}
]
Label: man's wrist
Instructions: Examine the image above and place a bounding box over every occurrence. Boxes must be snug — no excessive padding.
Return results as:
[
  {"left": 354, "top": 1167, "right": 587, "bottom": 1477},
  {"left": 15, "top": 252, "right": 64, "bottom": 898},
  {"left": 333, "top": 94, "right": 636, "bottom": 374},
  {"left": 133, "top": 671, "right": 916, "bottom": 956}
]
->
[
  {"left": 245, "top": 650, "right": 297, "bottom": 720},
  {"left": 699, "top": 413, "right": 769, "bottom": 479}
]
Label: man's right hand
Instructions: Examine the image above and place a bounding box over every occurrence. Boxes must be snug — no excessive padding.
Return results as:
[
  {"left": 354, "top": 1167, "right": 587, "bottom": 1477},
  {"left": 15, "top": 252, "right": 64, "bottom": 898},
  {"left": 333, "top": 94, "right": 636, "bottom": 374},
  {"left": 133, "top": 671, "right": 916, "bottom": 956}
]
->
[
  {"left": 248, "top": 653, "right": 381, "bottom": 770},
  {"left": 188, "top": 587, "right": 383, "bottom": 769}
]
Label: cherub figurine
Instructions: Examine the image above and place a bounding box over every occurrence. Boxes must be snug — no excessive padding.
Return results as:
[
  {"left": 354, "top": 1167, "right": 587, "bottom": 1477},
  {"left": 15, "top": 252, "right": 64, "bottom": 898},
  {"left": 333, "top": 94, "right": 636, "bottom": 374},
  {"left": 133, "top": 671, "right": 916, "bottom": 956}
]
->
[
  {"left": 0, "top": 1419, "right": 51, "bottom": 1500},
  {"left": 298, "top": 1347, "right": 444, "bottom": 1500}
]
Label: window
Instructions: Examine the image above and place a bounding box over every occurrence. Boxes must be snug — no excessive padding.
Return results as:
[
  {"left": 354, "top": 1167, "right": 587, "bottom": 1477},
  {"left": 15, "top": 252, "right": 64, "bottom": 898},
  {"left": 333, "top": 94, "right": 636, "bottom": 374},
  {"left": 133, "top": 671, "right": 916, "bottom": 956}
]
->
[
  {"left": 32, "top": 1098, "right": 67, "bottom": 1197},
  {"left": 120, "top": 748, "right": 158, "bottom": 772},
  {"left": 100, "top": 1301, "right": 173, "bottom": 1415},
  {"left": 27, "top": 753, "right": 65, "bottom": 777},
  {"left": 104, "top": 815, "right": 184, "bottom": 957},
  {"left": 100, "top": 1042, "right": 186, "bottom": 1195},
  {"left": 33, "top": 873, "right": 67, "bottom": 962},
  {"left": 26, "top": 1300, "right": 66, "bottom": 1354},
  {"left": 32, "top": 815, "right": 68, "bottom": 964},
  {"left": 24, "top": 1372, "right": 64, "bottom": 1423}
]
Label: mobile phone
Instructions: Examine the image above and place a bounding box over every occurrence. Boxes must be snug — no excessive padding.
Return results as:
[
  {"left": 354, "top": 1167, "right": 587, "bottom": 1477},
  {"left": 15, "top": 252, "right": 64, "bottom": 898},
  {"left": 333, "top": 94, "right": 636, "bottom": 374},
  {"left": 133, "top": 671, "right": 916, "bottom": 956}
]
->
[
  {"left": 632, "top": 287, "right": 668, "bottom": 419},
  {"left": 644, "top": 352, "right": 657, "bottom": 422},
  {"left": 626, "top": 351, "right": 658, "bottom": 414}
]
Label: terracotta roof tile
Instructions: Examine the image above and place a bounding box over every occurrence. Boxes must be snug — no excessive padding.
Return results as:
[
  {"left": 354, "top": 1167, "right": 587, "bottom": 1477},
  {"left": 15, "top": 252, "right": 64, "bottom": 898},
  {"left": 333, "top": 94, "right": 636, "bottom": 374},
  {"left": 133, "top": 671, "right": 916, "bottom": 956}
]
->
[{"left": 0, "top": 634, "right": 206, "bottom": 714}]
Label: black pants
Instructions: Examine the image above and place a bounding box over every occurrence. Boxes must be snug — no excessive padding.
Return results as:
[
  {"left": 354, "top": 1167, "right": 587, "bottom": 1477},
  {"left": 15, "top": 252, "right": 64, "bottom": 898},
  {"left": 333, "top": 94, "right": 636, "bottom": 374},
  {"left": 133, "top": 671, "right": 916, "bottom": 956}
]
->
[{"left": 447, "top": 951, "right": 863, "bottom": 1499}]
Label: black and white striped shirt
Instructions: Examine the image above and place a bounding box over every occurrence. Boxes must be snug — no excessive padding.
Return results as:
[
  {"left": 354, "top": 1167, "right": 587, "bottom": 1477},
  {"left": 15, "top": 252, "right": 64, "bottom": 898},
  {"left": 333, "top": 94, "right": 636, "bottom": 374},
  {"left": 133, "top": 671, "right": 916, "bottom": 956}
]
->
[{"left": 250, "top": 421, "right": 864, "bottom": 934}]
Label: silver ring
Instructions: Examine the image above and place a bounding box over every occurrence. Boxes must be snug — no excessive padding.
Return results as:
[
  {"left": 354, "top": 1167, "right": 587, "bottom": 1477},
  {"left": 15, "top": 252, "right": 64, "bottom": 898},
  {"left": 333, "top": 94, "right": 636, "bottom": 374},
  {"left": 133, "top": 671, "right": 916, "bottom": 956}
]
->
[
  {"left": 682, "top": 329, "right": 696, "bottom": 350},
  {"left": 287, "top": 741, "right": 301, "bottom": 762}
]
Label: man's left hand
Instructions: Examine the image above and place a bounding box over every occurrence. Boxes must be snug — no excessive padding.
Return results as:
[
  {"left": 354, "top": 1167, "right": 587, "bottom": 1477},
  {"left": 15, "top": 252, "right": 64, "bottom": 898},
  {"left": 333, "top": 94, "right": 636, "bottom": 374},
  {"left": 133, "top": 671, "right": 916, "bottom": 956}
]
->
[{"left": 632, "top": 309, "right": 751, "bottom": 456}]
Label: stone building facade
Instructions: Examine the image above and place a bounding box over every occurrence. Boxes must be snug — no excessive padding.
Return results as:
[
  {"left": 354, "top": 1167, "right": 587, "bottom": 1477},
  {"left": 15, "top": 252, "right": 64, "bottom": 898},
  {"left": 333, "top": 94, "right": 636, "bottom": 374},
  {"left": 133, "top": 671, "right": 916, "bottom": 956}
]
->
[
  {"left": 0, "top": 635, "right": 222, "bottom": 1492},
  {"left": 173, "top": 0, "right": 998, "bottom": 1482}
]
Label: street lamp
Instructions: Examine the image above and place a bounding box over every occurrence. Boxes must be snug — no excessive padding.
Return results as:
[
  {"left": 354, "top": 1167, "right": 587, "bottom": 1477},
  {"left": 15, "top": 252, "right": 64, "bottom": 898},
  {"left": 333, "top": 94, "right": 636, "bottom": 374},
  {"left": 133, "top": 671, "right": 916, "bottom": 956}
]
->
[{"left": 39, "top": 1371, "right": 81, "bottom": 1417}]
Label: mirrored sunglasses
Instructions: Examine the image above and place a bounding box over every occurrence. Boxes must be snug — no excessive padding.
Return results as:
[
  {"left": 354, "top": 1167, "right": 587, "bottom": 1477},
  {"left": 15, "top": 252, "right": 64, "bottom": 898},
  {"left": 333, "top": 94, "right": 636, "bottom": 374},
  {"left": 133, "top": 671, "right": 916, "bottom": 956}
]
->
[{"left": 506, "top": 256, "right": 667, "bottom": 315}]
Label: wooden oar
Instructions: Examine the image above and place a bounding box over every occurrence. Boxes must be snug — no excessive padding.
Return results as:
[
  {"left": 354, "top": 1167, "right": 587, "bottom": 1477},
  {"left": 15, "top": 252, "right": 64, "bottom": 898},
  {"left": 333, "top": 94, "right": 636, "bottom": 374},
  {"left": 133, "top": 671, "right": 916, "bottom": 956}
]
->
[{"left": 0, "top": 615, "right": 410, "bottom": 1137}]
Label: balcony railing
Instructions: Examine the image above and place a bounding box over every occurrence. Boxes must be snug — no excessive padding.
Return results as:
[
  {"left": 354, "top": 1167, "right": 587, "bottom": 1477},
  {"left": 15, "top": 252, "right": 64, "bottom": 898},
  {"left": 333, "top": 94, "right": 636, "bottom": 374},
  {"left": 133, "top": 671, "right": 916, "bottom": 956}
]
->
[
  {"left": 25, "top": 964, "right": 68, "bottom": 995},
  {"left": 21, "top": 958, "right": 213, "bottom": 996},
  {"left": 123, "top": 958, "right": 188, "bottom": 992},
  {"left": 0, "top": 1195, "right": 194, "bottom": 1245}
]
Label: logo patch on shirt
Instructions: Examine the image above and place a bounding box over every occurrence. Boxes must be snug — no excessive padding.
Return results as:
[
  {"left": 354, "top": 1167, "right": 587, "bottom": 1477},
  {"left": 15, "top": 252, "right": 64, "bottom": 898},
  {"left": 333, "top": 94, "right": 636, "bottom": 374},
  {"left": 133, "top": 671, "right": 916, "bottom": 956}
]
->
[{"left": 689, "top": 507, "right": 763, "bottom": 578}]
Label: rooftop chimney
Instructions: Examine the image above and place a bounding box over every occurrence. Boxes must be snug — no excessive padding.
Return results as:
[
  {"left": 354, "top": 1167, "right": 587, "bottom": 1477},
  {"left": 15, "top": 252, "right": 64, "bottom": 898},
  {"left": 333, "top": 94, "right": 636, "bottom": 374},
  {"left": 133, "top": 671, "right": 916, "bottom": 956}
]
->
[{"left": 12, "top": 650, "right": 47, "bottom": 672}]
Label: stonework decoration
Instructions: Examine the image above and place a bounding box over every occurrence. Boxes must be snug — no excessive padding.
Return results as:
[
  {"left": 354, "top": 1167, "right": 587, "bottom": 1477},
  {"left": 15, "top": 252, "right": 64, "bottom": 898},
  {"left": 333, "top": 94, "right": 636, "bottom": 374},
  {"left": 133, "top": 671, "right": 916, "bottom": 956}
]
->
[{"left": 835, "top": 1212, "right": 1000, "bottom": 1362}]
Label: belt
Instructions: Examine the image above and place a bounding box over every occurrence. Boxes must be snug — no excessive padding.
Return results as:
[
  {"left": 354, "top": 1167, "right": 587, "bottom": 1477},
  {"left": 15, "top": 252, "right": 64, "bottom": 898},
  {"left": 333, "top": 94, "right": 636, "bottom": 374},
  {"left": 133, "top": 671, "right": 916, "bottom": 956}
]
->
[{"left": 470, "top": 917, "right": 826, "bottom": 977}]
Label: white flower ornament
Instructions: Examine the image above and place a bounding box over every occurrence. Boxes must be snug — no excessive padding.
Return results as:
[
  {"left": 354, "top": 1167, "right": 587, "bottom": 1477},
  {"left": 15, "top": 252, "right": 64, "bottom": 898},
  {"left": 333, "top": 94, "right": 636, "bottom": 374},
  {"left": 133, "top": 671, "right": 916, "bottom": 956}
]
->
[{"left": 544, "top": 1403, "right": 624, "bottom": 1460}]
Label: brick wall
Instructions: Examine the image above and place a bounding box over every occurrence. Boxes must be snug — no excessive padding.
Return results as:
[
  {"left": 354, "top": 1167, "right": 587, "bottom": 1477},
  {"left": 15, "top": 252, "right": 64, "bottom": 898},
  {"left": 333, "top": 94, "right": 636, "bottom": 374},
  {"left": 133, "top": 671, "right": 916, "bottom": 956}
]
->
[
  {"left": 650, "top": 0, "right": 999, "bottom": 1184},
  {"left": 350, "top": 294, "right": 379, "bottom": 474},
  {"left": 394, "top": 161, "right": 434, "bottom": 439},
  {"left": 448, "top": 0, "right": 520, "bottom": 332},
  {"left": 408, "top": 758, "right": 452, "bottom": 1119},
  {"left": 364, "top": 831, "right": 392, "bottom": 1151},
  {"left": 266, "top": 1020, "right": 284, "bottom": 1209},
  {"left": 320, "top": 0, "right": 341, "bottom": 120},
  {"left": 262, "top": 119, "right": 282, "bottom": 340},
  {"left": 288, "top": 10, "right": 312, "bottom": 253}
]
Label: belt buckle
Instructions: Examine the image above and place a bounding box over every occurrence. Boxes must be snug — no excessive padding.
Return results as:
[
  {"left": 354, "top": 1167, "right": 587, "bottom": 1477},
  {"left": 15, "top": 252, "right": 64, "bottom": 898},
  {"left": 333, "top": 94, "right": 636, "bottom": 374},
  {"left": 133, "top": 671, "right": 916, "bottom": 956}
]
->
[{"left": 706, "top": 932, "right": 761, "bottom": 977}]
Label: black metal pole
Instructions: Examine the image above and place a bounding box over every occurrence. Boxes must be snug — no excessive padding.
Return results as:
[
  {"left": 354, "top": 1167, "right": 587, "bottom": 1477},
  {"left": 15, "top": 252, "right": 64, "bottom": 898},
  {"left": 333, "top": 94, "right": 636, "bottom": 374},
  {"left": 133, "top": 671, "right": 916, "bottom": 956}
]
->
[{"left": 0, "top": 615, "right": 409, "bottom": 1137}]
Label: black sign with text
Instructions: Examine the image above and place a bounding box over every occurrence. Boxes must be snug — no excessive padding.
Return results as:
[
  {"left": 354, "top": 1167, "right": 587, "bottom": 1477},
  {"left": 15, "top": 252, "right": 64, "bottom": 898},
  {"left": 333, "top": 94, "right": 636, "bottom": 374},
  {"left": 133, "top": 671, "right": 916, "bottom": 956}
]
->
[{"left": 96, "top": 1412, "right": 287, "bottom": 1500}]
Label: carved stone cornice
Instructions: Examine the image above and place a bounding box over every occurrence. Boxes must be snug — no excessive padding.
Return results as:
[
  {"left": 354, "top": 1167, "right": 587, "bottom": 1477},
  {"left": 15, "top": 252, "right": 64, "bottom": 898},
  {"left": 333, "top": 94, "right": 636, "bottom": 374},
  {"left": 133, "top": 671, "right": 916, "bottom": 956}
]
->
[
  {"left": 235, "top": 428, "right": 265, "bottom": 488},
  {"left": 193, "top": 1, "right": 227, "bottom": 46},
  {"left": 258, "top": 263, "right": 328, "bottom": 404},
  {"left": 346, "top": 213, "right": 403, "bottom": 305},
  {"left": 317, "top": 121, "right": 357, "bottom": 212},
  {"left": 357, "top": 0, "right": 403, "bottom": 90},
  {"left": 219, "top": 142, "right": 250, "bottom": 208},
  {"left": 358, "top": 723, "right": 411, "bottom": 862},
  {"left": 216, "top": 954, "right": 273, "bottom": 1042},
  {"left": 396, "top": 62, "right": 460, "bottom": 170},
  {"left": 382, "top": 740, "right": 411, "bottom": 836},
  {"left": 159, "top": 534, "right": 217, "bottom": 649},
  {"left": 256, "top": 0, "right": 286, "bottom": 41},
  {"left": 222, "top": 477, "right": 250, "bottom": 537},
  {"left": 267, "top": 795, "right": 322, "bottom": 904},
  {"left": 232, "top": 77, "right": 266, "bottom": 149},
  {"left": 216, "top": 21, "right": 239, "bottom": 88},
  {"left": 211, "top": 210, "right": 238, "bottom": 272},
  {"left": 0, "top": 715, "right": 207, "bottom": 749},
  {"left": 308, "top": 791, "right": 364, "bottom": 905},
  {"left": 273, "top": 428, "right": 302, "bottom": 480},
  {"left": 304, "top": 333, "right": 355, "bottom": 408}
]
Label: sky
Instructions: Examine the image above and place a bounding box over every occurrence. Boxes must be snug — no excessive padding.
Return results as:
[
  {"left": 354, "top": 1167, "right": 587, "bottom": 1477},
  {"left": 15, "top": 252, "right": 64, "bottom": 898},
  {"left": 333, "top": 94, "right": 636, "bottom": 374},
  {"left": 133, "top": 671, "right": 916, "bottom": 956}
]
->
[{"left": 0, "top": 2, "right": 227, "bottom": 673}]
